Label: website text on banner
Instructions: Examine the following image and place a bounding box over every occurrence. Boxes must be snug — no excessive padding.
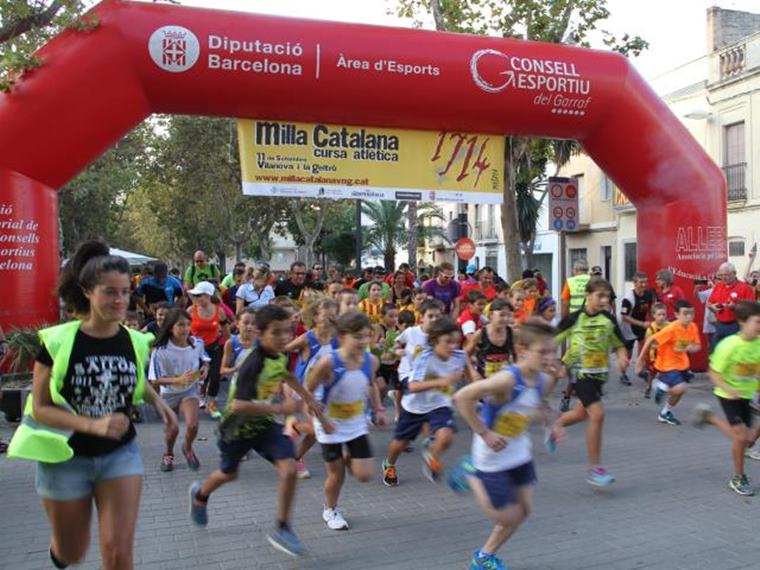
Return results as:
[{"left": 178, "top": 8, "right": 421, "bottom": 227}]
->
[{"left": 238, "top": 119, "right": 505, "bottom": 204}]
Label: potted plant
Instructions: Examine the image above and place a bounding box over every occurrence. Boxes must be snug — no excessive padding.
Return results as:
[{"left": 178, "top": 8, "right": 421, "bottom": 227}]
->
[{"left": 1, "top": 325, "right": 42, "bottom": 422}]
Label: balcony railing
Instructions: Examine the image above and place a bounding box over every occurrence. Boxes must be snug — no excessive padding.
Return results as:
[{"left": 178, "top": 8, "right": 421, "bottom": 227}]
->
[
  {"left": 719, "top": 44, "right": 746, "bottom": 80},
  {"left": 723, "top": 162, "right": 747, "bottom": 202},
  {"left": 474, "top": 221, "right": 498, "bottom": 241}
]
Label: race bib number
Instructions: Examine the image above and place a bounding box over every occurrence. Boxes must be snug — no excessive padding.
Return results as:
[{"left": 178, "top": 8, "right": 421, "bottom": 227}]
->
[
  {"left": 581, "top": 351, "right": 608, "bottom": 371},
  {"left": 258, "top": 380, "right": 281, "bottom": 401},
  {"left": 484, "top": 360, "right": 506, "bottom": 377},
  {"left": 328, "top": 400, "right": 364, "bottom": 420},
  {"left": 734, "top": 362, "right": 760, "bottom": 381},
  {"left": 493, "top": 412, "right": 532, "bottom": 438},
  {"left": 675, "top": 339, "right": 689, "bottom": 351}
]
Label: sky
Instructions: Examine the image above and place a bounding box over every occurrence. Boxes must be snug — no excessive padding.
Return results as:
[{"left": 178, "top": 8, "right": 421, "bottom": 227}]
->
[{"left": 135, "top": 0, "right": 760, "bottom": 79}]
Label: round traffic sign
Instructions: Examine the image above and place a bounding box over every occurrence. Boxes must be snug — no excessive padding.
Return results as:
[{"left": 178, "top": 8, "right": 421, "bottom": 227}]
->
[
  {"left": 566, "top": 220, "right": 577, "bottom": 231},
  {"left": 565, "top": 206, "right": 576, "bottom": 219},
  {"left": 553, "top": 206, "right": 563, "bottom": 218},
  {"left": 455, "top": 238, "right": 476, "bottom": 261},
  {"left": 565, "top": 184, "right": 577, "bottom": 199},
  {"left": 550, "top": 184, "right": 563, "bottom": 198},
  {"left": 553, "top": 219, "right": 564, "bottom": 231}
]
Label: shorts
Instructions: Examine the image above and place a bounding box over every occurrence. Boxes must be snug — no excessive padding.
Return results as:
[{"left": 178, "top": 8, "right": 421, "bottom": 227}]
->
[
  {"left": 35, "top": 438, "right": 144, "bottom": 501},
  {"left": 161, "top": 384, "right": 201, "bottom": 410},
  {"left": 393, "top": 406, "right": 456, "bottom": 442},
  {"left": 476, "top": 461, "right": 536, "bottom": 510},
  {"left": 378, "top": 364, "right": 402, "bottom": 391},
  {"left": 575, "top": 376, "right": 604, "bottom": 408},
  {"left": 718, "top": 396, "right": 753, "bottom": 427},
  {"left": 218, "top": 423, "right": 295, "bottom": 474},
  {"left": 321, "top": 434, "right": 373, "bottom": 463},
  {"left": 659, "top": 370, "right": 693, "bottom": 388}
]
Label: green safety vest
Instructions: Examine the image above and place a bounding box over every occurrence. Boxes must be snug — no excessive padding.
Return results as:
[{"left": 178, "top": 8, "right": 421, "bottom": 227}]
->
[
  {"left": 567, "top": 274, "right": 591, "bottom": 312},
  {"left": 7, "top": 321, "right": 151, "bottom": 463}
]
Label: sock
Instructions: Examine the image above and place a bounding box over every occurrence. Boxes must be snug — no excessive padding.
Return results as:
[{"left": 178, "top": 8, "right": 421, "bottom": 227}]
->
[
  {"left": 50, "top": 547, "right": 68, "bottom": 569},
  {"left": 478, "top": 548, "right": 493, "bottom": 557},
  {"left": 662, "top": 403, "right": 673, "bottom": 414}
]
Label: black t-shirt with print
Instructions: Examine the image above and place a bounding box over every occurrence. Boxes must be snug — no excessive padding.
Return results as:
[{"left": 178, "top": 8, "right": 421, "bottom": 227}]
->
[
  {"left": 37, "top": 327, "right": 138, "bottom": 457},
  {"left": 274, "top": 279, "right": 306, "bottom": 301}
]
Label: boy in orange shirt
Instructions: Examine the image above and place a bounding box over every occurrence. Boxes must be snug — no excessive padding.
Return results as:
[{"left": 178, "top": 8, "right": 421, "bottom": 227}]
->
[{"left": 636, "top": 300, "right": 701, "bottom": 425}]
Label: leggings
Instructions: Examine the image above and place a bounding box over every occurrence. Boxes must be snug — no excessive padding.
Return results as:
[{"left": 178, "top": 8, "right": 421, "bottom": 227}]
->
[{"left": 204, "top": 342, "right": 223, "bottom": 398}]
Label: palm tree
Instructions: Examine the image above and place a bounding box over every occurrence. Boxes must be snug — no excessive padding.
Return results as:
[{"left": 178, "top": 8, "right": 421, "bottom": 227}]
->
[{"left": 362, "top": 201, "right": 447, "bottom": 271}]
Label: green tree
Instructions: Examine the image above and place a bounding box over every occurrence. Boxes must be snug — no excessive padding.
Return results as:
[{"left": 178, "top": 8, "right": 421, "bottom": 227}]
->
[
  {"left": 392, "top": 0, "right": 647, "bottom": 282},
  {"left": 362, "top": 200, "right": 447, "bottom": 271}
]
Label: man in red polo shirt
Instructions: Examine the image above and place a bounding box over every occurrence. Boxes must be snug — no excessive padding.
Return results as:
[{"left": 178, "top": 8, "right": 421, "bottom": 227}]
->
[
  {"left": 655, "top": 268, "right": 685, "bottom": 321},
  {"left": 708, "top": 262, "right": 755, "bottom": 347},
  {"left": 460, "top": 266, "right": 498, "bottom": 302}
]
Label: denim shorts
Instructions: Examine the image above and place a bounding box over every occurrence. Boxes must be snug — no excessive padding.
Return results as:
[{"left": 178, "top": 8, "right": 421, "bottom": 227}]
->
[
  {"left": 476, "top": 460, "right": 536, "bottom": 509},
  {"left": 35, "top": 438, "right": 144, "bottom": 501}
]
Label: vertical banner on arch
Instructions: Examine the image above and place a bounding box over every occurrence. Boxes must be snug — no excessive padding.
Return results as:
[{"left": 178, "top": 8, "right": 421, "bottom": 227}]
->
[{"left": 237, "top": 119, "right": 504, "bottom": 203}]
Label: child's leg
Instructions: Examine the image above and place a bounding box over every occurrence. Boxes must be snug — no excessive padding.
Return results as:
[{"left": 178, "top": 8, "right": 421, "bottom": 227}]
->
[
  {"left": 164, "top": 403, "right": 180, "bottom": 454},
  {"left": 554, "top": 399, "right": 588, "bottom": 429},
  {"left": 430, "top": 426, "right": 454, "bottom": 458},
  {"left": 274, "top": 458, "right": 298, "bottom": 524},
  {"left": 386, "top": 439, "right": 409, "bottom": 465},
  {"left": 481, "top": 486, "right": 533, "bottom": 555},
  {"left": 386, "top": 409, "right": 424, "bottom": 464},
  {"left": 349, "top": 458, "right": 374, "bottom": 483},
  {"left": 585, "top": 401, "right": 605, "bottom": 467},
  {"left": 181, "top": 398, "right": 200, "bottom": 452},
  {"left": 323, "top": 458, "right": 347, "bottom": 508},
  {"left": 666, "top": 383, "right": 687, "bottom": 408},
  {"left": 198, "top": 469, "right": 238, "bottom": 499}
]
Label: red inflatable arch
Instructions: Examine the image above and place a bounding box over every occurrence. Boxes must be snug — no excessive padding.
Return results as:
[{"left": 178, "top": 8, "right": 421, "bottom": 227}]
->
[{"left": 0, "top": 0, "right": 725, "bottom": 366}]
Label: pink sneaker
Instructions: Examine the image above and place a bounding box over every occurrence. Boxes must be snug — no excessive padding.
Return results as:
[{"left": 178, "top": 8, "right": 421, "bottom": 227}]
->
[{"left": 296, "top": 458, "right": 311, "bottom": 479}]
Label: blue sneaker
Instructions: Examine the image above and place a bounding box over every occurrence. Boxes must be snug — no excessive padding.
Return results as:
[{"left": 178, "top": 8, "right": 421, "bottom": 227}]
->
[
  {"left": 267, "top": 526, "right": 305, "bottom": 557},
  {"left": 469, "top": 549, "right": 507, "bottom": 570},
  {"left": 447, "top": 455, "right": 476, "bottom": 494},
  {"left": 587, "top": 467, "right": 615, "bottom": 487},
  {"left": 544, "top": 428, "right": 558, "bottom": 454},
  {"left": 188, "top": 481, "right": 207, "bottom": 527}
]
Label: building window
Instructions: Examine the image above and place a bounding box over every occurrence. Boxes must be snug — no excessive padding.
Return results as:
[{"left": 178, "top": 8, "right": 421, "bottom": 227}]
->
[
  {"left": 600, "top": 174, "right": 613, "bottom": 201},
  {"left": 728, "top": 240, "right": 745, "bottom": 257},
  {"left": 624, "top": 242, "right": 637, "bottom": 281},
  {"left": 723, "top": 122, "right": 746, "bottom": 201},
  {"left": 485, "top": 248, "right": 499, "bottom": 271},
  {"left": 569, "top": 248, "right": 587, "bottom": 274},
  {"left": 487, "top": 205, "right": 496, "bottom": 238}
]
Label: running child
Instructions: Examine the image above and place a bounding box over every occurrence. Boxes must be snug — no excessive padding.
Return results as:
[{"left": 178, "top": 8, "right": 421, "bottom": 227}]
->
[
  {"left": 465, "top": 299, "right": 516, "bottom": 378},
  {"left": 220, "top": 308, "right": 257, "bottom": 377},
  {"left": 142, "top": 301, "right": 170, "bottom": 335},
  {"left": 284, "top": 297, "right": 339, "bottom": 479},
  {"left": 148, "top": 308, "right": 209, "bottom": 473},
  {"left": 338, "top": 288, "right": 360, "bottom": 315},
  {"left": 189, "top": 305, "right": 331, "bottom": 557},
  {"left": 458, "top": 290, "right": 488, "bottom": 340},
  {"left": 510, "top": 286, "right": 528, "bottom": 325},
  {"left": 372, "top": 303, "right": 401, "bottom": 403},
  {"left": 399, "top": 287, "right": 427, "bottom": 324},
  {"left": 389, "top": 310, "right": 417, "bottom": 420},
  {"left": 358, "top": 281, "right": 384, "bottom": 324},
  {"left": 307, "top": 311, "right": 386, "bottom": 530},
  {"left": 693, "top": 300, "right": 760, "bottom": 496},
  {"left": 636, "top": 300, "right": 700, "bottom": 425},
  {"left": 640, "top": 303, "right": 669, "bottom": 399},
  {"left": 451, "top": 319, "right": 563, "bottom": 570},
  {"left": 383, "top": 316, "right": 477, "bottom": 485},
  {"left": 549, "top": 278, "right": 628, "bottom": 486}
]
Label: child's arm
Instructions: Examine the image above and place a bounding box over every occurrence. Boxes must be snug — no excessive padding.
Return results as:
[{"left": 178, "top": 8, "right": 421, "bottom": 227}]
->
[
  {"left": 615, "top": 346, "right": 629, "bottom": 374},
  {"left": 219, "top": 339, "right": 236, "bottom": 376},
  {"left": 463, "top": 357, "right": 481, "bottom": 382},
  {"left": 707, "top": 368, "right": 740, "bottom": 399},
  {"left": 463, "top": 329, "right": 482, "bottom": 356},
  {"left": 283, "top": 332, "right": 308, "bottom": 354},
  {"left": 231, "top": 397, "right": 298, "bottom": 417},
  {"left": 453, "top": 371, "right": 513, "bottom": 451}
]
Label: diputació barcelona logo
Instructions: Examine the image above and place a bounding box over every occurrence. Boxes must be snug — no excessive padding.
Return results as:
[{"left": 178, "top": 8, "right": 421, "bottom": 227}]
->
[{"left": 148, "top": 25, "right": 200, "bottom": 72}]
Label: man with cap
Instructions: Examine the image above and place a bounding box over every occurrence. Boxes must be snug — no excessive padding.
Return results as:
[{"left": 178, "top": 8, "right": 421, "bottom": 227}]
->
[
  {"left": 184, "top": 250, "right": 221, "bottom": 292},
  {"left": 461, "top": 266, "right": 498, "bottom": 302},
  {"left": 561, "top": 259, "right": 591, "bottom": 318}
]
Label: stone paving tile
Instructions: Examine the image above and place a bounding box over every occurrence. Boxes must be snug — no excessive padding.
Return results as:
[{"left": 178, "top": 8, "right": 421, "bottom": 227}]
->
[{"left": 2, "top": 374, "right": 759, "bottom": 569}]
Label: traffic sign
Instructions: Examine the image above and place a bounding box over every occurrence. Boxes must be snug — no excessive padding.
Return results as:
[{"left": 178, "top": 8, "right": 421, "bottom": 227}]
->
[
  {"left": 548, "top": 176, "right": 579, "bottom": 233},
  {"left": 455, "top": 238, "right": 476, "bottom": 260}
]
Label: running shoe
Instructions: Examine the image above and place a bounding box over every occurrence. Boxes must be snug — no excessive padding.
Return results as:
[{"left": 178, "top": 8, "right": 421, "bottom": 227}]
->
[
  {"left": 188, "top": 481, "right": 208, "bottom": 527},
  {"left": 160, "top": 453, "right": 174, "bottom": 472},
  {"left": 206, "top": 400, "right": 222, "bottom": 419},
  {"left": 620, "top": 373, "right": 632, "bottom": 386},
  {"left": 745, "top": 446, "right": 760, "bottom": 461},
  {"left": 559, "top": 397, "right": 571, "bottom": 412},
  {"left": 658, "top": 411, "right": 681, "bottom": 426},
  {"left": 644, "top": 387, "right": 652, "bottom": 399},
  {"left": 422, "top": 448, "right": 443, "bottom": 483},
  {"left": 447, "top": 455, "right": 476, "bottom": 494},
  {"left": 267, "top": 525, "right": 305, "bottom": 557},
  {"left": 729, "top": 474, "right": 755, "bottom": 496},
  {"left": 382, "top": 459, "right": 398, "bottom": 486},
  {"left": 322, "top": 506, "right": 349, "bottom": 530},
  {"left": 199, "top": 397, "right": 207, "bottom": 410},
  {"left": 587, "top": 467, "right": 615, "bottom": 487},
  {"left": 183, "top": 448, "right": 201, "bottom": 471},
  {"left": 131, "top": 409, "right": 143, "bottom": 424},
  {"left": 296, "top": 458, "right": 311, "bottom": 479},
  {"left": 638, "top": 370, "right": 649, "bottom": 381},
  {"left": 469, "top": 549, "right": 507, "bottom": 570},
  {"left": 692, "top": 403, "right": 713, "bottom": 429}
]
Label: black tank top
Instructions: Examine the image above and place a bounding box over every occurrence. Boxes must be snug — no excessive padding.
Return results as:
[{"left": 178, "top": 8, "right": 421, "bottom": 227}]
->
[{"left": 478, "top": 326, "right": 515, "bottom": 377}]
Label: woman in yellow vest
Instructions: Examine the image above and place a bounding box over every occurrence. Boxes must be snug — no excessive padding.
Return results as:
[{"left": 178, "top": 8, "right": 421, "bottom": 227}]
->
[{"left": 8, "top": 241, "right": 177, "bottom": 570}]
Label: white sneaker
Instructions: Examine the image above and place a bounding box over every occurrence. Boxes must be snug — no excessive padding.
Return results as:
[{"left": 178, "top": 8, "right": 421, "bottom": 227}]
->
[
  {"left": 322, "top": 506, "right": 349, "bottom": 530},
  {"left": 745, "top": 446, "right": 760, "bottom": 461}
]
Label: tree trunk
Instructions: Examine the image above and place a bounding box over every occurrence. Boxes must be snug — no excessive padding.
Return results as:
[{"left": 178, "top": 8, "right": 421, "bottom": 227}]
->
[
  {"left": 502, "top": 137, "right": 524, "bottom": 283},
  {"left": 216, "top": 250, "right": 227, "bottom": 274},
  {"left": 384, "top": 247, "right": 395, "bottom": 273},
  {"left": 406, "top": 201, "right": 418, "bottom": 271}
]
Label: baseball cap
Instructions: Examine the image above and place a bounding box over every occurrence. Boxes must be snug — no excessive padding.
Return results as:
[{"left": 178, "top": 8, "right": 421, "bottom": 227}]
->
[
  {"left": 466, "top": 262, "right": 477, "bottom": 274},
  {"left": 188, "top": 281, "right": 215, "bottom": 296},
  {"left": 590, "top": 266, "right": 603, "bottom": 276}
]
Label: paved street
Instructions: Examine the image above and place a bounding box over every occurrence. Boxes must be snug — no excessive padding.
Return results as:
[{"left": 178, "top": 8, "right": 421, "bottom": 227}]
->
[{"left": 2, "top": 375, "right": 758, "bottom": 570}]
